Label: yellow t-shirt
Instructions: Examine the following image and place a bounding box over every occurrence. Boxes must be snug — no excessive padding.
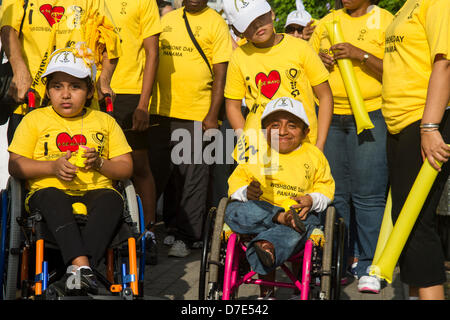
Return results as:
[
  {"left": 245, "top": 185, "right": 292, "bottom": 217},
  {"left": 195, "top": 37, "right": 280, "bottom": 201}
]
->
[
  {"left": 225, "top": 34, "right": 329, "bottom": 145},
  {"left": 309, "top": 7, "right": 393, "bottom": 115},
  {"left": 382, "top": 0, "right": 450, "bottom": 134},
  {"left": 108, "top": 0, "right": 162, "bottom": 94},
  {"left": 149, "top": 7, "right": 232, "bottom": 122},
  {"left": 8, "top": 106, "right": 132, "bottom": 194},
  {"left": 0, "top": 0, "right": 121, "bottom": 114},
  {"left": 228, "top": 142, "right": 335, "bottom": 208}
]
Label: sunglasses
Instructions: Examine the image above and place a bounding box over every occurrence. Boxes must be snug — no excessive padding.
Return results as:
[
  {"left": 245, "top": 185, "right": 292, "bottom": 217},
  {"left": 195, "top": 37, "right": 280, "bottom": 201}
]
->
[{"left": 285, "top": 26, "right": 304, "bottom": 34}]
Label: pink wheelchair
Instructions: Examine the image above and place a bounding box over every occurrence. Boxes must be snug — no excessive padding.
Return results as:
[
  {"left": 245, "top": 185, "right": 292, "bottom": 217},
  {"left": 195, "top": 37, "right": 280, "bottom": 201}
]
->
[{"left": 198, "top": 198, "right": 345, "bottom": 300}]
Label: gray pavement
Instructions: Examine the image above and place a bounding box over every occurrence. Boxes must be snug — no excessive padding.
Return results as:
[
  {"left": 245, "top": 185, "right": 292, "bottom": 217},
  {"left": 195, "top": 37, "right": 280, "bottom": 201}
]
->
[{"left": 139, "top": 221, "right": 435, "bottom": 301}]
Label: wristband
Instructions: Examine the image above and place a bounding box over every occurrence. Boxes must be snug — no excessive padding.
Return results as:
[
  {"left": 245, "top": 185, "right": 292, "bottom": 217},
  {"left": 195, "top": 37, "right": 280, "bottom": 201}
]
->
[
  {"left": 419, "top": 123, "right": 440, "bottom": 129},
  {"left": 95, "top": 157, "right": 104, "bottom": 171}
]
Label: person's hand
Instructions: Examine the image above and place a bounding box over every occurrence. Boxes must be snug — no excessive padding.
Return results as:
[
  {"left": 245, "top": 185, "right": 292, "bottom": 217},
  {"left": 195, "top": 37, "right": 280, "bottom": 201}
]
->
[
  {"left": 53, "top": 151, "right": 77, "bottom": 181},
  {"left": 302, "top": 20, "right": 316, "bottom": 41},
  {"left": 81, "top": 147, "right": 100, "bottom": 171},
  {"left": 330, "top": 42, "right": 365, "bottom": 61},
  {"left": 420, "top": 130, "right": 450, "bottom": 171},
  {"left": 132, "top": 106, "right": 150, "bottom": 131},
  {"left": 290, "top": 195, "right": 313, "bottom": 220},
  {"left": 247, "top": 180, "right": 263, "bottom": 201},
  {"left": 202, "top": 112, "right": 219, "bottom": 131},
  {"left": 8, "top": 65, "right": 32, "bottom": 103},
  {"left": 319, "top": 52, "right": 335, "bottom": 72},
  {"left": 96, "top": 76, "right": 116, "bottom": 102}
]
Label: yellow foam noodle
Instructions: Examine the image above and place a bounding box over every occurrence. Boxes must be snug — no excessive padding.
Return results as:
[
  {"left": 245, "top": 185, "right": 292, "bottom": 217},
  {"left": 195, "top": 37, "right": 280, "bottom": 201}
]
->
[
  {"left": 324, "top": 18, "right": 374, "bottom": 134},
  {"left": 372, "top": 188, "right": 393, "bottom": 265},
  {"left": 369, "top": 158, "right": 442, "bottom": 283}
]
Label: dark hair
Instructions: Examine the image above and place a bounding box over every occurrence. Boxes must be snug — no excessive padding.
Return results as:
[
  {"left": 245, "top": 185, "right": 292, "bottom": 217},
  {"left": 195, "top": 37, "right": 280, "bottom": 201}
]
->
[{"left": 43, "top": 74, "right": 94, "bottom": 107}]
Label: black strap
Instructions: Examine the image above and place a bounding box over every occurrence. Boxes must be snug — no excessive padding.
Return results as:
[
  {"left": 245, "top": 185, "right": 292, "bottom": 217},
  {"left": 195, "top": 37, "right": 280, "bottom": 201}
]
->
[{"left": 182, "top": 9, "right": 213, "bottom": 76}]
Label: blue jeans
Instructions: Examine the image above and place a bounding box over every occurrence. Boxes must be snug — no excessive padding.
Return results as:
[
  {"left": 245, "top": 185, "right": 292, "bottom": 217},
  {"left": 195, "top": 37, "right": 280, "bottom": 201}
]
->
[
  {"left": 224, "top": 200, "right": 321, "bottom": 275},
  {"left": 324, "top": 109, "right": 388, "bottom": 277}
]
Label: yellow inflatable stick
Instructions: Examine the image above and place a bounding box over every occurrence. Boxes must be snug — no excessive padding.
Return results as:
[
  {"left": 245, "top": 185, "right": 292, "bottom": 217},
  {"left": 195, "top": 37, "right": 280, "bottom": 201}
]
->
[
  {"left": 372, "top": 188, "right": 393, "bottom": 265},
  {"left": 369, "top": 158, "right": 442, "bottom": 283},
  {"left": 281, "top": 198, "right": 299, "bottom": 213},
  {"left": 324, "top": 18, "right": 374, "bottom": 134}
]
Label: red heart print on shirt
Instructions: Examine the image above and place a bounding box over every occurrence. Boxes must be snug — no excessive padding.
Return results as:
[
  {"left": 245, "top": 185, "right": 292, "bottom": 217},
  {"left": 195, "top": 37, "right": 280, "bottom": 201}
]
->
[
  {"left": 40, "top": 4, "right": 65, "bottom": 27},
  {"left": 56, "top": 133, "right": 87, "bottom": 152},
  {"left": 255, "top": 70, "right": 281, "bottom": 99}
]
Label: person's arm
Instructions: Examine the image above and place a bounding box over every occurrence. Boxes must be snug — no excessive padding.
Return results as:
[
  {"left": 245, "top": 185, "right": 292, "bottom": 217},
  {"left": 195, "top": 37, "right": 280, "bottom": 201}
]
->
[
  {"left": 420, "top": 55, "right": 450, "bottom": 171},
  {"left": 96, "top": 50, "right": 118, "bottom": 101},
  {"left": 0, "top": 25, "right": 32, "bottom": 103},
  {"left": 226, "top": 98, "right": 245, "bottom": 136},
  {"left": 203, "top": 62, "right": 228, "bottom": 131},
  {"left": 132, "top": 34, "right": 159, "bottom": 131},
  {"left": 9, "top": 151, "right": 77, "bottom": 182},
  {"left": 330, "top": 42, "right": 383, "bottom": 82},
  {"left": 312, "top": 81, "right": 333, "bottom": 151},
  {"left": 82, "top": 146, "right": 133, "bottom": 180}
]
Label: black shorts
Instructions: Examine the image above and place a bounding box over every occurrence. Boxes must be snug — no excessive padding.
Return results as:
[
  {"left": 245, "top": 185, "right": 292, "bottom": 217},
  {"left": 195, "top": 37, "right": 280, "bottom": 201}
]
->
[
  {"left": 111, "top": 94, "right": 149, "bottom": 150},
  {"left": 386, "top": 110, "right": 450, "bottom": 287}
]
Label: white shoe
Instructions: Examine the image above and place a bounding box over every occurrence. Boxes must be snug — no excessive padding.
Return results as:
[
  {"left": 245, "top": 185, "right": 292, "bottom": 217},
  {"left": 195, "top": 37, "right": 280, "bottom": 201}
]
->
[
  {"left": 168, "top": 240, "right": 191, "bottom": 257},
  {"left": 191, "top": 241, "right": 203, "bottom": 249},
  {"left": 163, "top": 235, "right": 175, "bottom": 246},
  {"left": 357, "top": 275, "right": 380, "bottom": 294}
]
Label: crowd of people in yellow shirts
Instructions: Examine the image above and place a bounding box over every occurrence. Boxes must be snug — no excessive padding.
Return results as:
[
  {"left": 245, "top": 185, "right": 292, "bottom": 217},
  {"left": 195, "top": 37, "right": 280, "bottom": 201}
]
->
[{"left": 0, "top": 0, "right": 448, "bottom": 300}]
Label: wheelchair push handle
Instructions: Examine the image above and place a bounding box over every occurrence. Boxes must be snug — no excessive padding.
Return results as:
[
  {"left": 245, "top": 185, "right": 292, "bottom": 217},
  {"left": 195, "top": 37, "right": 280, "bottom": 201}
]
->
[
  {"left": 104, "top": 93, "right": 113, "bottom": 115},
  {"left": 27, "top": 89, "right": 36, "bottom": 111}
]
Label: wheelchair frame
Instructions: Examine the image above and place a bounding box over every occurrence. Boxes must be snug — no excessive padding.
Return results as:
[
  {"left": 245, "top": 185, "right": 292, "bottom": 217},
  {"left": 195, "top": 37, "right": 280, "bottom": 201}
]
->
[
  {"left": 0, "top": 177, "right": 146, "bottom": 300},
  {"left": 198, "top": 197, "right": 345, "bottom": 300}
]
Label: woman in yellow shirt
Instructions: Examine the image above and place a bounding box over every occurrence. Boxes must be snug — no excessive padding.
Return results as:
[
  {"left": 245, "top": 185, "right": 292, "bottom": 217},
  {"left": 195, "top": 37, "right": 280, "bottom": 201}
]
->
[
  {"left": 381, "top": 0, "right": 450, "bottom": 300},
  {"left": 310, "top": 0, "right": 393, "bottom": 293}
]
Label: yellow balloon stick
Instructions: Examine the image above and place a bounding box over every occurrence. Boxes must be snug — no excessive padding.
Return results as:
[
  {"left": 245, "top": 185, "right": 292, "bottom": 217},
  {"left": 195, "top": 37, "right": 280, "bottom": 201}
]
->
[
  {"left": 324, "top": 19, "right": 374, "bottom": 134},
  {"left": 372, "top": 188, "right": 393, "bottom": 265},
  {"left": 369, "top": 158, "right": 442, "bottom": 283}
]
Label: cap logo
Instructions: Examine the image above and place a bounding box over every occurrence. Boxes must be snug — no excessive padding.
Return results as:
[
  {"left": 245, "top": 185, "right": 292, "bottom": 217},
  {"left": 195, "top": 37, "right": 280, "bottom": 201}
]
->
[
  {"left": 234, "top": 0, "right": 249, "bottom": 11},
  {"left": 57, "top": 51, "right": 72, "bottom": 64},
  {"left": 276, "top": 97, "right": 294, "bottom": 109}
]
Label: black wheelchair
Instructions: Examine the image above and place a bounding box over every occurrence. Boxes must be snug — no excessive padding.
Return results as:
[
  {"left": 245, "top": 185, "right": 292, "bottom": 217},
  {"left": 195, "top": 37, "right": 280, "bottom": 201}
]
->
[{"left": 0, "top": 177, "right": 147, "bottom": 300}]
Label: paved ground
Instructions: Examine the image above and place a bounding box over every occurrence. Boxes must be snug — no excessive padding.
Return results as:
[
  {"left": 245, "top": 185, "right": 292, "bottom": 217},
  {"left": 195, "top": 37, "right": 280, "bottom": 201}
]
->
[{"left": 139, "top": 221, "right": 449, "bottom": 300}]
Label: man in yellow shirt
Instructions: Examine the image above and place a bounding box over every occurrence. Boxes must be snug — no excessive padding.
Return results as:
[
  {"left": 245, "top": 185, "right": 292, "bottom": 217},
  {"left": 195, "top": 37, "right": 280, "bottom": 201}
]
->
[
  {"left": 226, "top": 97, "right": 334, "bottom": 299},
  {"left": 107, "top": 0, "right": 161, "bottom": 265},
  {"left": 148, "top": 0, "right": 232, "bottom": 257},
  {"left": 0, "top": 0, "right": 121, "bottom": 143}
]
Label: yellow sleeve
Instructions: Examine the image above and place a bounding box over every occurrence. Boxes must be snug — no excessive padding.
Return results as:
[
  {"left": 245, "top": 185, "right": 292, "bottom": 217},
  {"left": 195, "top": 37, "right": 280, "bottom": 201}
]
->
[
  {"left": 425, "top": 0, "right": 449, "bottom": 61},
  {"left": 302, "top": 41, "right": 329, "bottom": 86},
  {"left": 227, "top": 164, "right": 252, "bottom": 196},
  {"left": 140, "top": 0, "right": 163, "bottom": 39},
  {"left": 211, "top": 16, "right": 233, "bottom": 65},
  {"left": 224, "top": 51, "right": 246, "bottom": 100},
  {"left": 308, "top": 19, "right": 323, "bottom": 53},
  {"left": 107, "top": 116, "right": 132, "bottom": 159},
  {"left": 311, "top": 152, "right": 335, "bottom": 201},
  {"left": 7, "top": 113, "right": 38, "bottom": 159},
  {"left": 0, "top": 0, "right": 25, "bottom": 31}
]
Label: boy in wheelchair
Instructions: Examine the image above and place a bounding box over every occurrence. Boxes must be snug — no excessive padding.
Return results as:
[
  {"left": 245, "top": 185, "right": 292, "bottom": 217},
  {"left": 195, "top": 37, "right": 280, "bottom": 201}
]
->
[
  {"left": 7, "top": 46, "right": 133, "bottom": 296},
  {"left": 225, "top": 97, "right": 335, "bottom": 297}
]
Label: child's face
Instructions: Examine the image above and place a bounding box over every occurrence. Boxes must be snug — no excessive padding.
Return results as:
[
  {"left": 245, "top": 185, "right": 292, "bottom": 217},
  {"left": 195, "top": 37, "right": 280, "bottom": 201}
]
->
[
  {"left": 242, "top": 12, "right": 275, "bottom": 45},
  {"left": 285, "top": 23, "right": 304, "bottom": 39},
  {"left": 47, "top": 72, "right": 93, "bottom": 118},
  {"left": 263, "top": 111, "right": 310, "bottom": 154}
]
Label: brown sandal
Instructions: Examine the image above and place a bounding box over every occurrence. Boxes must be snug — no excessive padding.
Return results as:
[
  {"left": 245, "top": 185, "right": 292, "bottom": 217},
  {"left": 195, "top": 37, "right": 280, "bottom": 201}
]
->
[{"left": 254, "top": 240, "right": 275, "bottom": 268}]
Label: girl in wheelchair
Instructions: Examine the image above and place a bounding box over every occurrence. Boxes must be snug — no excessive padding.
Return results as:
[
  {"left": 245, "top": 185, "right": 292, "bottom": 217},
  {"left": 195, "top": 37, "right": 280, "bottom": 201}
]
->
[
  {"left": 7, "top": 46, "right": 133, "bottom": 296},
  {"left": 225, "top": 97, "right": 335, "bottom": 298}
]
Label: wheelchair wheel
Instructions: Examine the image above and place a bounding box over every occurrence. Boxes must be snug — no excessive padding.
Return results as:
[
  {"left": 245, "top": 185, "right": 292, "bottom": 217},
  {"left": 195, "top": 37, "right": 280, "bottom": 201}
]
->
[
  {"left": 1, "top": 178, "right": 23, "bottom": 300},
  {"left": 320, "top": 206, "right": 335, "bottom": 300},
  {"left": 198, "top": 206, "right": 216, "bottom": 300},
  {"left": 331, "top": 217, "right": 345, "bottom": 300},
  {"left": 198, "top": 197, "right": 228, "bottom": 300},
  {"left": 122, "top": 179, "right": 140, "bottom": 234}
]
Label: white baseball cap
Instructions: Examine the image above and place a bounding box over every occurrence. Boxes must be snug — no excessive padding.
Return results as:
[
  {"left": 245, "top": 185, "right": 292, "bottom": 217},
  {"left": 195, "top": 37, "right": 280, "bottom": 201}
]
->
[
  {"left": 222, "top": 0, "right": 271, "bottom": 34},
  {"left": 285, "top": 9, "right": 312, "bottom": 28},
  {"left": 41, "top": 47, "right": 96, "bottom": 80},
  {"left": 261, "top": 97, "right": 309, "bottom": 127}
]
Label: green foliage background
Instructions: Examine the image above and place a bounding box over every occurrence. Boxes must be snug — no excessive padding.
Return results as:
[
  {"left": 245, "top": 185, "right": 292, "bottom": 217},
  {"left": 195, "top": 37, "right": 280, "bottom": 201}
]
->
[{"left": 269, "top": 0, "right": 406, "bottom": 32}]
